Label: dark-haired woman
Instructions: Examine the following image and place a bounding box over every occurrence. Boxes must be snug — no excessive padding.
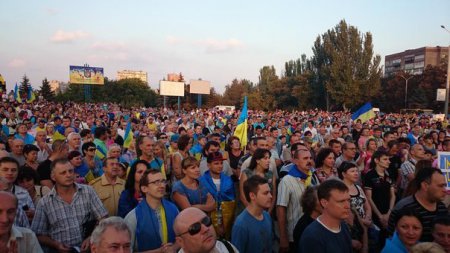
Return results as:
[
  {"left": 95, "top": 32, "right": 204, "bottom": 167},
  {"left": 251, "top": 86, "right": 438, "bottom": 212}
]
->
[
  {"left": 118, "top": 160, "right": 149, "bottom": 217},
  {"left": 381, "top": 209, "right": 423, "bottom": 253},
  {"left": 239, "top": 148, "right": 276, "bottom": 212},
  {"left": 315, "top": 148, "right": 337, "bottom": 183}
]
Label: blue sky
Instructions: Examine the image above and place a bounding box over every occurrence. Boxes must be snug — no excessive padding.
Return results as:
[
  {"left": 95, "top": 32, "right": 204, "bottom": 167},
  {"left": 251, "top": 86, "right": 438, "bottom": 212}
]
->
[{"left": 1, "top": 0, "right": 449, "bottom": 94}]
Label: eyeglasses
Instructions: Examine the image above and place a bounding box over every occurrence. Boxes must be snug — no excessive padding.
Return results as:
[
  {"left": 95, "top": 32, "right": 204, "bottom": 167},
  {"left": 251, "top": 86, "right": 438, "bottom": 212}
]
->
[
  {"left": 147, "top": 179, "right": 168, "bottom": 185},
  {"left": 88, "top": 148, "right": 97, "bottom": 152},
  {"left": 177, "top": 216, "right": 212, "bottom": 237}
]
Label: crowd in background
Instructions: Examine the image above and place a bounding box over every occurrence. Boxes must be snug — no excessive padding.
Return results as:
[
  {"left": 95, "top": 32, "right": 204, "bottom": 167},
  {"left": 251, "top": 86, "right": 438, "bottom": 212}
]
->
[{"left": 0, "top": 99, "right": 449, "bottom": 253}]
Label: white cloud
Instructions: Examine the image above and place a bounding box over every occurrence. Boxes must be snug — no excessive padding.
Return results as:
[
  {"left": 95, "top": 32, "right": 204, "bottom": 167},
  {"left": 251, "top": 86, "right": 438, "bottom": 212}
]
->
[
  {"left": 197, "top": 38, "right": 244, "bottom": 53},
  {"left": 8, "top": 58, "right": 26, "bottom": 68},
  {"left": 91, "top": 42, "right": 126, "bottom": 51},
  {"left": 50, "top": 30, "right": 89, "bottom": 43}
]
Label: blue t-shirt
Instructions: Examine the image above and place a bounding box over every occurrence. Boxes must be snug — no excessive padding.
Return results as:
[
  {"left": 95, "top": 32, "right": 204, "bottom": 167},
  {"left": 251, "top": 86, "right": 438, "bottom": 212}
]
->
[
  {"left": 298, "top": 219, "right": 352, "bottom": 253},
  {"left": 231, "top": 209, "right": 272, "bottom": 253},
  {"left": 171, "top": 180, "right": 209, "bottom": 208}
]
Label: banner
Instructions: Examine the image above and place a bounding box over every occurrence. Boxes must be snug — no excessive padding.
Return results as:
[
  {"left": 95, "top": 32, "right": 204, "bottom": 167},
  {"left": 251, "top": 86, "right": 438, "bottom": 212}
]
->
[
  {"left": 437, "top": 151, "right": 450, "bottom": 190},
  {"left": 69, "top": 66, "right": 104, "bottom": 85}
]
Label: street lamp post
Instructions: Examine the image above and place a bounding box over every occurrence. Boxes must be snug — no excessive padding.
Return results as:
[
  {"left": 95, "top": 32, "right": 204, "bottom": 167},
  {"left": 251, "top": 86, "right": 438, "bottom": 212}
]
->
[
  {"left": 441, "top": 25, "right": 450, "bottom": 118},
  {"left": 399, "top": 74, "right": 413, "bottom": 109}
]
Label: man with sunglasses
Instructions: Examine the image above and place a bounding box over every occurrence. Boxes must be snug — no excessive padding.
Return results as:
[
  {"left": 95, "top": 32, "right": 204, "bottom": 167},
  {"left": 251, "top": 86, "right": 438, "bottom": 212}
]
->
[
  {"left": 90, "top": 157, "right": 125, "bottom": 216},
  {"left": 174, "top": 207, "right": 238, "bottom": 253},
  {"left": 124, "top": 169, "right": 179, "bottom": 252}
]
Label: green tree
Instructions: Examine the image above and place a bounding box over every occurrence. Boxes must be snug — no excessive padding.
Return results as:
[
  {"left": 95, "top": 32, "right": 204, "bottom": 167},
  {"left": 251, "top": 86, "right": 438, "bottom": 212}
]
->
[
  {"left": 312, "top": 20, "right": 382, "bottom": 109},
  {"left": 222, "top": 79, "right": 253, "bottom": 108},
  {"left": 39, "top": 78, "right": 55, "bottom": 101},
  {"left": 19, "top": 74, "right": 31, "bottom": 100}
]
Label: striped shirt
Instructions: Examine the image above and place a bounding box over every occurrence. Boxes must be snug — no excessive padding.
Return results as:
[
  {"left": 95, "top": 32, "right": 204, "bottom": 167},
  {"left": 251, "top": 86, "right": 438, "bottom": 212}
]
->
[
  {"left": 400, "top": 158, "right": 416, "bottom": 190},
  {"left": 388, "top": 195, "right": 448, "bottom": 242},
  {"left": 31, "top": 183, "right": 108, "bottom": 248},
  {"left": 277, "top": 175, "right": 306, "bottom": 242}
]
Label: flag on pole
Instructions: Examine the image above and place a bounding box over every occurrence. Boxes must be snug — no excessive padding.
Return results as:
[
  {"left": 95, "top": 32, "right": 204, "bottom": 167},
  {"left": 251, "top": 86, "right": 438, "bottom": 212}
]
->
[
  {"left": 14, "top": 83, "right": 22, "bottom": 103},
  {"left": 351, "top": 102, "right": 376, "bottom": 123},
  {"left": 27, "top": 86, "right": 36, "bottom": 103},
  {"left": 123, "top": 121, "right": 133, "bottom": 148},
  {"left": 233, "top": 96, "right": 248, "bottom": 149}
]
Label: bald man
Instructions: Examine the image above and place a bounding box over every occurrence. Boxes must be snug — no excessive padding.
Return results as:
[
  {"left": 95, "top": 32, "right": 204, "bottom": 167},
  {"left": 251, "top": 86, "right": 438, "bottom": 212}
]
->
[
  {"left": 174, "top": 207, "right": 238, "bottom": 253},
  {"left": 0, "top": 191, "right": 43, "bottom": 252}
]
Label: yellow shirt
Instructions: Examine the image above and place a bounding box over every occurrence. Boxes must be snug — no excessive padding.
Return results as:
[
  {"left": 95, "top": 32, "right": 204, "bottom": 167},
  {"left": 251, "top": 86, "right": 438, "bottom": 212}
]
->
[{"left": 90, "top": 175, "right": 125, "bottom": 216}]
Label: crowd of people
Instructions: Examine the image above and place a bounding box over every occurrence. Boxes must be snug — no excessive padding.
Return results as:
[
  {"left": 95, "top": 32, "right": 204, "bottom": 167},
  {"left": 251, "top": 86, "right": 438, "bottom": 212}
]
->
[{"left": 0, "top": 98, "right": 449, "bottom": 253}]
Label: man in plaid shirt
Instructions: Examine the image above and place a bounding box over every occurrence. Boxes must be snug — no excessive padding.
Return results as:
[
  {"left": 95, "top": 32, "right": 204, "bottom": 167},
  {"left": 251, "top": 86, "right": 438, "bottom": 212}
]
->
[{"left": 31, "top": 158, "right": 108, "bottom": 252}]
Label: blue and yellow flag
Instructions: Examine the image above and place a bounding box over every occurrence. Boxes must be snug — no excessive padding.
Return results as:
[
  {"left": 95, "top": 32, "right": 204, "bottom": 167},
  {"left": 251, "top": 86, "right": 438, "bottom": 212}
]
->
[
  {"left": 351, "top": 102, "right": 376, "bottom": 123},
  {"left": 27, "top": 86, "right": 36, "bottom": 103},
  {"left": 14, "top": 83, "right": 22, "bottom": 103},
  {"left": 123, "top": 121, "right": 133, "bottom": 149},
  {"left": 233, "top": 96, "right": 248, "bottom": 149}
]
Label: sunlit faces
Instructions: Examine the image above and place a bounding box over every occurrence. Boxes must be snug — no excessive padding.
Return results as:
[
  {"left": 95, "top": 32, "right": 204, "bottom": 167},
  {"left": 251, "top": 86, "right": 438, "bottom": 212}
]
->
[
  {"left": 432, "top": 223, "right": 450, "bottom": 251},
  {"left": 0, "top": 162, "right": 19, "bottom": 185},
  {"left": 0, "top": 193, "right": 17, "bottom": 237},
  {"left": 141, "top": 172, "right": 167, "bottom": 200},
  {"left": 396, "top": 215, "right": 422, "bottom": 248},
  {"left": 183, "top": 164, "right": 201, "bottom": 180},
  {"left": 104, "top": 158, "right": 120, "bottom": 178},
  {"left": 207, "top": 160, "right": 223, "bottom": 175},
  {"left": 252, "top": 183, "right": 272, "bottom": 209},
  {"left": 91, "top": 227, "right": 131, "bottom": 253},
  {"left": 139, "top": 137, "right": 153, "bottom": 157},
  {"left": 257, "top": 153, "right": 271, "bottom": 170},
  {"left": 320, "top": 189, "right": 351, "bottom": 220},
  {"left": 70, "top": 155, "right": 84, "bottom": 167},
  {"left": 375, "top": 155, "right": 390, "bottom": 169},
  {"left": 294, "top": 150, "right": 313, "bottom": 171},
  {"left": 424, "top": 173, "right": 447, "bottom": 202},
  {"left": 51, "top": 161, "right": 75, "bottom": 187},
  {"left": 342, "top": 166, "right": 359, "bottom": 183},
  {"left": 175, "top": 209, "right": 216, "bottom": 253},
  {"left": 323, "top": 152, "right": 335, "bottom": 168}
]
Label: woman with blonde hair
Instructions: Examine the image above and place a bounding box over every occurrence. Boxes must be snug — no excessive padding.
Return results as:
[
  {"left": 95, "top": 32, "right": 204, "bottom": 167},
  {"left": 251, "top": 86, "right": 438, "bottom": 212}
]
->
[{"left": 171, "top": 156, "right": 215, "bottom": 212}]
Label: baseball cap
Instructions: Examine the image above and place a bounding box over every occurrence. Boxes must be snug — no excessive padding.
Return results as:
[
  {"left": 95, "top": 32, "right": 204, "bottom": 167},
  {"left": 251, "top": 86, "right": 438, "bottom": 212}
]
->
[{"left": 207, "top": 151, "right": 225, "bottom": 163}]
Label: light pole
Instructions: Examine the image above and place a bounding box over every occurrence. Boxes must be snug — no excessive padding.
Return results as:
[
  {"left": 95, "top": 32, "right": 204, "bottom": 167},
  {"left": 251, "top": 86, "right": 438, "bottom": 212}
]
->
[
  {"left": 441, "top": 25, "right": 450, "bottom": 118},
  {"left": 399, "top": 74, "right": 413, "bottom": 109}
]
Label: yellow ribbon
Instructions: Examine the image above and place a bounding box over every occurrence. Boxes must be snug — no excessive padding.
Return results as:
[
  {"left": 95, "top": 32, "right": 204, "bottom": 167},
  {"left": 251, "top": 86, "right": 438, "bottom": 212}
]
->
[{"left": 160, "top": 205, "right": 168, "bottom": 244}]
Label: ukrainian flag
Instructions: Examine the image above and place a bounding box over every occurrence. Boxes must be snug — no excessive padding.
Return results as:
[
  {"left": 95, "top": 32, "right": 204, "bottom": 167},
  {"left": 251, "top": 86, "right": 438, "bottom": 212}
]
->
[
  {"left": 14, "top": 83, "right": 22, "bottom": 103},
  {"left": 123, "top": 121, "right": 133, "bottom": 149},
  {"left": 27, "top": 86, "right": 36, "bottom": 103},
  {"left": 233, "top": 96, "right": 248, "bottom": 149},
  {"left": 351, "top": 102, "right": 376, "bottom": 123}
]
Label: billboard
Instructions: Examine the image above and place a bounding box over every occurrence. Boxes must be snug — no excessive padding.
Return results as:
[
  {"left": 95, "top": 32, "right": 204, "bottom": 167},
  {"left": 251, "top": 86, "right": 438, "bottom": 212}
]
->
[
  {"left": 437, "top": 151, "right": 450, "bottom": 190},
  {"left": 190, "top": 80, "right": 211, "bottom": 95},
  {"left": 70, "top": 66, "right": 104, "bottom": 85},
  {"left": 437, "top": 89, "right": 446, "bottom": 101},
  {"left": 159, "top": 81, "right": 184, "bottom": 96}
]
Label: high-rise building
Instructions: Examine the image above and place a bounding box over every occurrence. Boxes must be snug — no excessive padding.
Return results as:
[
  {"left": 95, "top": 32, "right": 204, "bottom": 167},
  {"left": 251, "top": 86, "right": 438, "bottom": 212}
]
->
[
  {"left": 117, "top": 70, "right": 148, "bottom": 83},
  {"left": 384, "top": 46, "right": 448, "bottom": 76},
  {"left": 167, "top": 73, "right": 184, "bottom": 82}
]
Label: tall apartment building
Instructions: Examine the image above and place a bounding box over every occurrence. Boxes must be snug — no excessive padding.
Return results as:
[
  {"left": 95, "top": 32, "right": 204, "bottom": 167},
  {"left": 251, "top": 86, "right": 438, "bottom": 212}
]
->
[
  {"left": 117, "top": 70, "right": 148, "bottom": 83},
  {"left": 384, "top": 46, "right": 448, "bottom": 76}
]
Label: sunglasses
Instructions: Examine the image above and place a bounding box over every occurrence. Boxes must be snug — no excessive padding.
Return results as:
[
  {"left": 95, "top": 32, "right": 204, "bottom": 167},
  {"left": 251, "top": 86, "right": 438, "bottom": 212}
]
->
[
  {"left": 177, "top": 216, "right": 212, "bottom": 237},
  {"left": 88, "top": 148, "right": 97, "bottom": 152}
]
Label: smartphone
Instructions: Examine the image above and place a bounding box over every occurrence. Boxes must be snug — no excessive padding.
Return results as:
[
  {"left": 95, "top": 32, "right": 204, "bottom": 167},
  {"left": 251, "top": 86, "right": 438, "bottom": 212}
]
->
[{"left": 22, "top": 205, "right": 29, "bottom": 211}]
